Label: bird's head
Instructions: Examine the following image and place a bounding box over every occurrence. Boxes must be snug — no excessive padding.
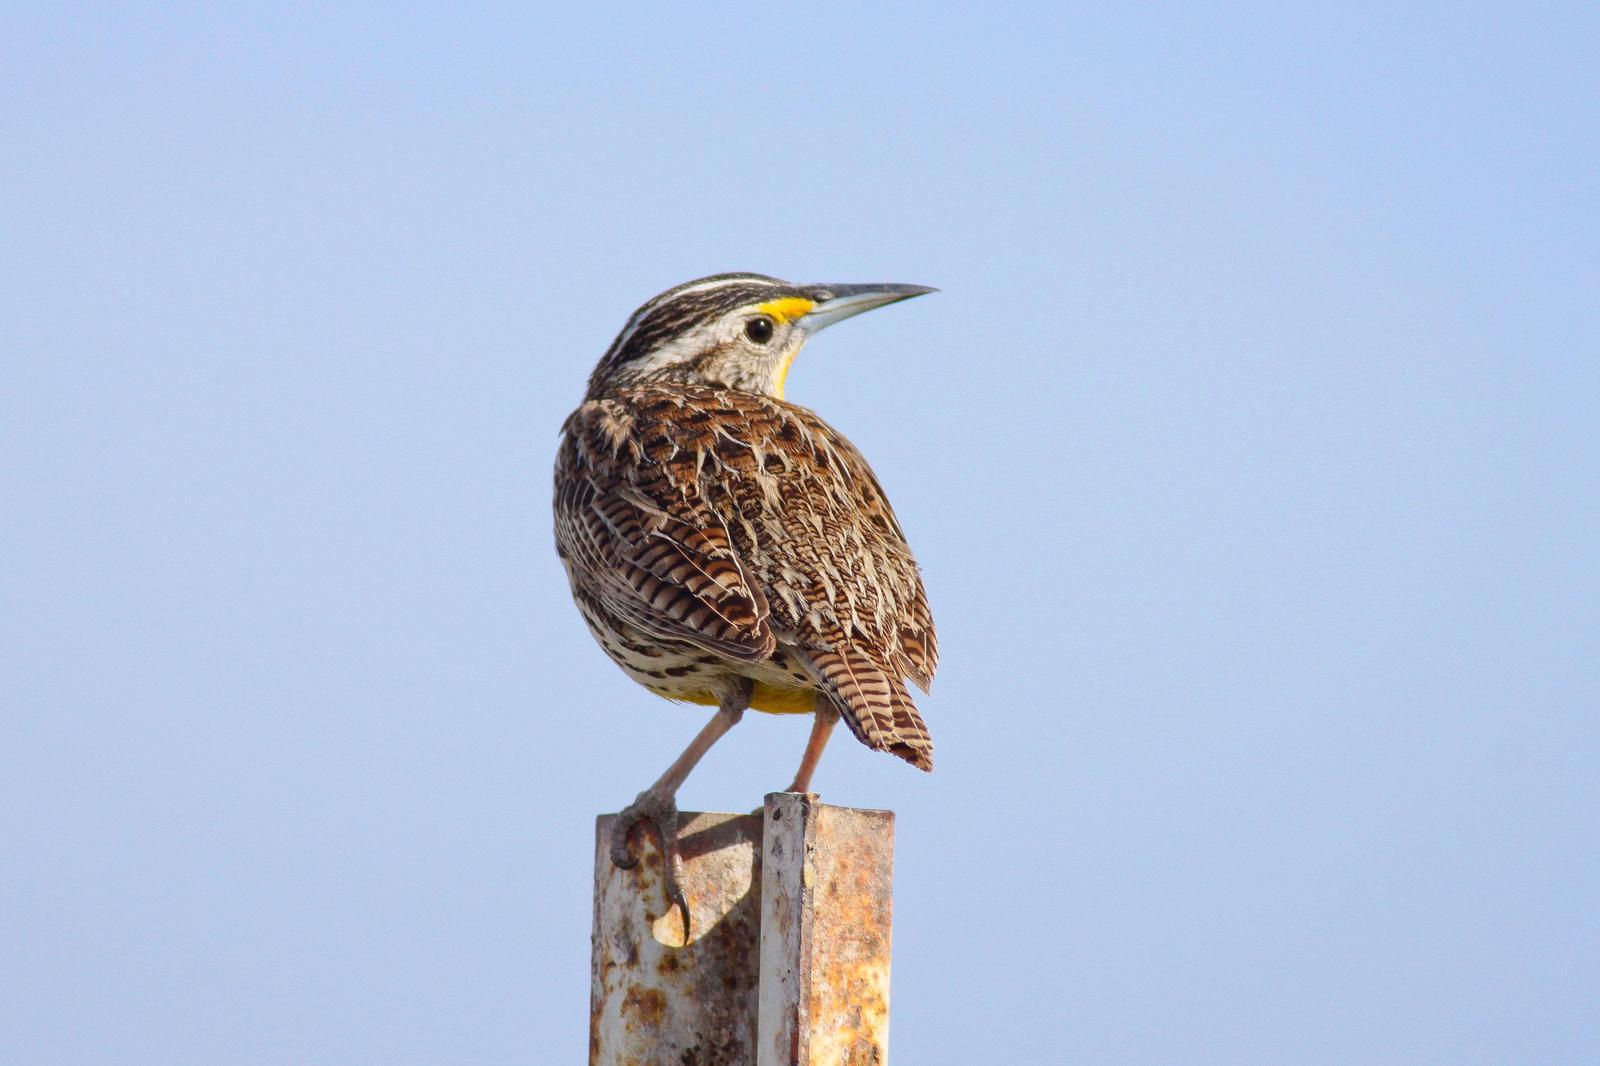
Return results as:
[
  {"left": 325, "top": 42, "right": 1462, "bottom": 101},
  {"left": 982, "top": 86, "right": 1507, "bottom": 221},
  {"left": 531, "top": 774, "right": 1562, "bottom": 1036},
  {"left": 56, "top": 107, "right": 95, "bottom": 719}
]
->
[{"left": 585, "top": 273, "right": 935, "bottom": 400}]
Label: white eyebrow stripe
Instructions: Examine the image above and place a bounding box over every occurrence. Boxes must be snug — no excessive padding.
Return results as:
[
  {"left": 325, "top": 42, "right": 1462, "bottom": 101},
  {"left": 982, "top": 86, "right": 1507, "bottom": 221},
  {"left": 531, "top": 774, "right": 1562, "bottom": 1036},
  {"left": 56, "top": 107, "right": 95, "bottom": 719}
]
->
[{"left": 600, "top": 274, "right": 784, "bottom": 365}]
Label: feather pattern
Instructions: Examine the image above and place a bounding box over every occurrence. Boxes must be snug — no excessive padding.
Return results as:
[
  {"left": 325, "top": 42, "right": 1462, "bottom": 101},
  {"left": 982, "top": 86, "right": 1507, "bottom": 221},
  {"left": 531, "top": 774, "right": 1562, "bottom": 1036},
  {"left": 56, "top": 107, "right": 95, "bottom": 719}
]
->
[{"left": 554, "top": 383, "right": 937, "bottom": 769}]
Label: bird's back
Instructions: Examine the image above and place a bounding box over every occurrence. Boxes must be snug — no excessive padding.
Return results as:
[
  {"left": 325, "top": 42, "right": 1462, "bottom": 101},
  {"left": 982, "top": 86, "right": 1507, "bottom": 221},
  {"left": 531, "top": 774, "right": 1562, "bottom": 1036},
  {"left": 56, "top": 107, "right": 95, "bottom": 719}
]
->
[{"left": 554, "top": 384, "right": 937, "bottom": 769}]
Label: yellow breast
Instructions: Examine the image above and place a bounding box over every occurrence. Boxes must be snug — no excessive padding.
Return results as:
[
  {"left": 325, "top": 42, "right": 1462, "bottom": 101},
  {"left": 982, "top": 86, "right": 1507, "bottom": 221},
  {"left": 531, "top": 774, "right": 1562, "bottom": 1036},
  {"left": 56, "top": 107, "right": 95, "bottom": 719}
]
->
[{"left": 657, "top": 682, "right": 817, "bottom": 715}]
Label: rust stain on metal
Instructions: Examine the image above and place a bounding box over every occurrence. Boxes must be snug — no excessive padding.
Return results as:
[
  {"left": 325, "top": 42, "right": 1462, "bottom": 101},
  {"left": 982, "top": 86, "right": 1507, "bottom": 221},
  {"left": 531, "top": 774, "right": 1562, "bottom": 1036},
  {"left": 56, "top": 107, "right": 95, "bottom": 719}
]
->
[
  {"left": 591, "top": 797, "right": 897, "bottom": 1065},
  {"left": 621, "top": 986, "right": 666, "bottom": 1025},
  {"left": 758, "top": 794, "right": 895, "bottom": 1065},
  {"left": 591, "top": 810, "right": 763, "bottom": 1066}
]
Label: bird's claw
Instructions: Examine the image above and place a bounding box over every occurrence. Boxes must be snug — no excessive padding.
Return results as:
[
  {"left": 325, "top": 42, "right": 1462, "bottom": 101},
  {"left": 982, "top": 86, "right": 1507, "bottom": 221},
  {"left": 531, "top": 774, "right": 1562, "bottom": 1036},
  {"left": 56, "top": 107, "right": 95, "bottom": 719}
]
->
[{"left": 610, "top": 789, "right": 690, "bottom": 940}]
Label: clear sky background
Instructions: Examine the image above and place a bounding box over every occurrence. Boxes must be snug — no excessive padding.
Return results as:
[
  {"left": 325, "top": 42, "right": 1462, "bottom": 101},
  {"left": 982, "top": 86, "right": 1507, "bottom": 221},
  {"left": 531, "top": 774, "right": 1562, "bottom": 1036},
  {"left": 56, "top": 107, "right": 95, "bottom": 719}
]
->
[{"left": 4, "top": 4, "right": 1596, "bottom": 1063}]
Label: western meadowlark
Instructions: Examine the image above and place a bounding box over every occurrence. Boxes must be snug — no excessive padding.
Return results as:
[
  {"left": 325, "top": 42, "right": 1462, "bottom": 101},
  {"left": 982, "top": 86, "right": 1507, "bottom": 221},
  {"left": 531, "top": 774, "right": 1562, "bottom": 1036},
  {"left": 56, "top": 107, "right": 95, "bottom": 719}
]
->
[{"left": 553, "top": 273, "right": 938, "bottom": 929}]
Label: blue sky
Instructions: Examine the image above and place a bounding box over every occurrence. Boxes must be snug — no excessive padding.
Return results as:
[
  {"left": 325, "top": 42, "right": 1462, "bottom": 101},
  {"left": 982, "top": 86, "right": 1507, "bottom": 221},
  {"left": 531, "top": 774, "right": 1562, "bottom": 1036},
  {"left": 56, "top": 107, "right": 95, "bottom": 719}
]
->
[{"left": 4, "top": 4, "right": 1596, "bottom": 1063}]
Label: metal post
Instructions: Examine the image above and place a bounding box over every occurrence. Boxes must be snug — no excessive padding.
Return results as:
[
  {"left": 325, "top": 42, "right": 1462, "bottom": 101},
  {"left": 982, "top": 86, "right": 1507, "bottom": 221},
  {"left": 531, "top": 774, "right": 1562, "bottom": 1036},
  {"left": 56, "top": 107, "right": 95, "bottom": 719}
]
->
[
  {"left": 591, "top": 809, "right": 765, "bottom": 1064},
  {"left": 590, "top": 795, "right": 896, "bottom": 1066},
  {"left": 758, "top": 793, "right": 895, "bottom": 1066}
]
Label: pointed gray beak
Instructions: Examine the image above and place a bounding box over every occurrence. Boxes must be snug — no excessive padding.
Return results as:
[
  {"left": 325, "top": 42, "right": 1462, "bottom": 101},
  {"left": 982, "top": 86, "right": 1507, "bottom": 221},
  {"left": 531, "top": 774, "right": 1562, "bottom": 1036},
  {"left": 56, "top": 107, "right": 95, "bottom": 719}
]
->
[{"left": 798, "top": 283, "right": 937, "bottom": 334}]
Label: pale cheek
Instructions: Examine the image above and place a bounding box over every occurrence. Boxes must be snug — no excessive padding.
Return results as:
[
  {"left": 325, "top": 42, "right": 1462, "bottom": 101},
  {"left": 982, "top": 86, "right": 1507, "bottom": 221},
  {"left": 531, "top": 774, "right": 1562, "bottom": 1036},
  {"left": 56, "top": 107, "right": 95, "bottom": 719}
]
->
[
  {"left": 756, "top": 351, "right": 799, "bottom": 399},
  {"left": 724, "top": 355, "right": 775, "bottom": 394}
]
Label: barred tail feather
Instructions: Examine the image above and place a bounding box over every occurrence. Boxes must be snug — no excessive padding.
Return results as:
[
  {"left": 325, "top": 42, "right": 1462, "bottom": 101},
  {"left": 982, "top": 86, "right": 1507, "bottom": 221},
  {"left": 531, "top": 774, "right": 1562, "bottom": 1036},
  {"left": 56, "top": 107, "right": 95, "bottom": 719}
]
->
[{"left": 806, "top": 647, "right": 934, "bottom": 771}]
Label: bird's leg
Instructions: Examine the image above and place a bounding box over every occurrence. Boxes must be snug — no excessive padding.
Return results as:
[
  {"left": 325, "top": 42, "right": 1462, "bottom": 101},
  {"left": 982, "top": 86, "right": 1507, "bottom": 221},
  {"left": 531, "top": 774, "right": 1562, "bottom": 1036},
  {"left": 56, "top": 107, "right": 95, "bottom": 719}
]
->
[
  {"left": 610, "top": 678, "right": 751, "bottom": 939},
  {"left": 785, "top": 700, "right": 841, "bottom": 794}
]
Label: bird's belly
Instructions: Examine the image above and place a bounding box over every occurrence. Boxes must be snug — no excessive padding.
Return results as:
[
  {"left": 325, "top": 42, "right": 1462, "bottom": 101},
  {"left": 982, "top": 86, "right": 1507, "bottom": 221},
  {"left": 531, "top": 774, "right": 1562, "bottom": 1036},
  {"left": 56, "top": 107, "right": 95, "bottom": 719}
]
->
[
  {"left": 747, "top": 681, "right": 819, "bottom": 714},
  {"left": 574, "top": 595, "right": 819, "bottom": 714},
  {"left": 653, "top": 679, "right": 817, "bottom": 715},
  {"left": 590, "top": 625, "right": 818, "bottom": 715},
  {"left": 642, "top": 655, "right": 819, "bottom": 716}
]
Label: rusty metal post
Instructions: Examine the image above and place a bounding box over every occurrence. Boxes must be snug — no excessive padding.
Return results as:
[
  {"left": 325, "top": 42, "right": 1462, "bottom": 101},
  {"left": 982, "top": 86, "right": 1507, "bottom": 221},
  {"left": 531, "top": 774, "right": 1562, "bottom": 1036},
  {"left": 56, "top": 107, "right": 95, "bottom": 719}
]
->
[
  {"left": 591, "top": 810, "right": 764, "bottom": 1064},
  {"left": 590, "top": 795, "right": 896, "bottom": 1066},
  {"left": 758, "top": 794, "right": 894, "bottom": 1065}
]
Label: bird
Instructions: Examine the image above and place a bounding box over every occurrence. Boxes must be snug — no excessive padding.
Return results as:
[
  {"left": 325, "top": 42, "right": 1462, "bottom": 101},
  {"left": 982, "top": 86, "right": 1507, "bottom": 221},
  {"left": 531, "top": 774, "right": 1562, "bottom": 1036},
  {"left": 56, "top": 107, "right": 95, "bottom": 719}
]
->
[{"left": 552, "top": 273, "right": 938, "bottom": 931}]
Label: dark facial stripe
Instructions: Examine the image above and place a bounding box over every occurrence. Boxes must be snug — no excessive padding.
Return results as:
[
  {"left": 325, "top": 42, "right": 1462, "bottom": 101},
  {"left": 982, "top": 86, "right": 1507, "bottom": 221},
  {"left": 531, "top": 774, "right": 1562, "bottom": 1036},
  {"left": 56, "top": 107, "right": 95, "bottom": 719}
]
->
[{"left": 589, "top": 274, "right": 804, "bottom": 387}]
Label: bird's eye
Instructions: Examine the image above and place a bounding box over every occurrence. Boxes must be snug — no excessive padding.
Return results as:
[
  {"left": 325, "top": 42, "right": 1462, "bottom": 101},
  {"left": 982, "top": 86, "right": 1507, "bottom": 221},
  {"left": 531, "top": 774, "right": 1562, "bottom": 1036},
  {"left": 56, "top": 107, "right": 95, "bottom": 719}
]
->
[{"left": 744, "top": 316, "right": 775, "bottom": 344}]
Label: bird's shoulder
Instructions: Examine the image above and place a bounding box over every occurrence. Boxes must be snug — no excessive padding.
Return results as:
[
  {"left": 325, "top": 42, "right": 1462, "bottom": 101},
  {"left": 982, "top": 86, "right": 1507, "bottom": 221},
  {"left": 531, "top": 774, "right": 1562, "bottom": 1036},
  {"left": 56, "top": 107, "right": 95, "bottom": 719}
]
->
[
  {"left": 562, "top": 385, "right": 824, "bottom": 469},
  {"left": 560, "top": 386, "right": 884, "bottom": 516},
  {"left": 564, "top": 386, "right": 937, "bottom": 683},
  {"left": 558, "top": 385, "right": 937, "bottom": 685}
]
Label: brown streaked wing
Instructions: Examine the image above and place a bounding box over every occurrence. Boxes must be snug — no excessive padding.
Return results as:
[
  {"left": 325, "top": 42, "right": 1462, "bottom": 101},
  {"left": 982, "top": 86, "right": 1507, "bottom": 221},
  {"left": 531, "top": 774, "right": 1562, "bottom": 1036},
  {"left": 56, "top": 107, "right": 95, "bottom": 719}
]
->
[
  {"left": 855, "top": 456, "right": 939, "bottom": 691},
  {"left": 785, "top": 416, "right": 940, "bottom": 691},
  {"left": 556, "top": 427, "right": 775, "bottom": 663}
]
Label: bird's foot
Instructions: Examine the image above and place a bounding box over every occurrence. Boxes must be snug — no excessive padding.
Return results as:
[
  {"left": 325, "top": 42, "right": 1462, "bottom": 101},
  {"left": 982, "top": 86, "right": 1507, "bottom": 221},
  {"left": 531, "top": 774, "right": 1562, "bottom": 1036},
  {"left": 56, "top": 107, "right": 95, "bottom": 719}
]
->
[{"left": 610, "top": 788, "right": 690, "bottom": 940}]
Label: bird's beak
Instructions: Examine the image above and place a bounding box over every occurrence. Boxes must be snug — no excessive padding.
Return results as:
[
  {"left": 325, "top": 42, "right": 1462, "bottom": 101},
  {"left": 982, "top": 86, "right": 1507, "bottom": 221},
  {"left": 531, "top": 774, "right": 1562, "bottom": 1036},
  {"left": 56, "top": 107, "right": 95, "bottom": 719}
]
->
[{"left": 798, "top": 283, "right": 937, "bottom": 335}]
